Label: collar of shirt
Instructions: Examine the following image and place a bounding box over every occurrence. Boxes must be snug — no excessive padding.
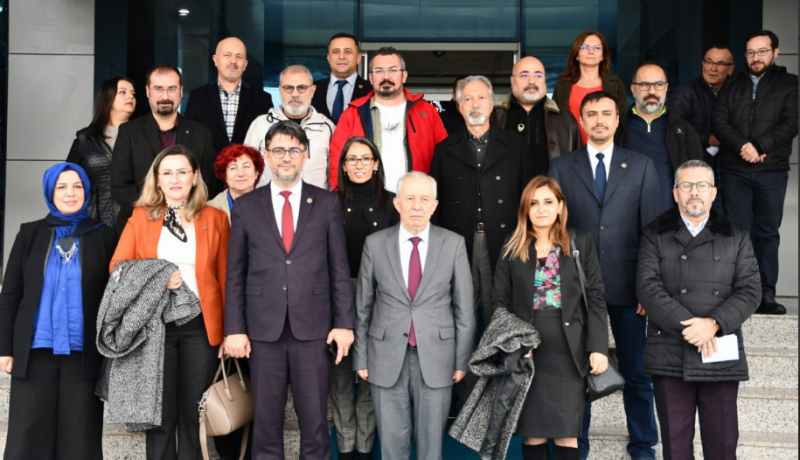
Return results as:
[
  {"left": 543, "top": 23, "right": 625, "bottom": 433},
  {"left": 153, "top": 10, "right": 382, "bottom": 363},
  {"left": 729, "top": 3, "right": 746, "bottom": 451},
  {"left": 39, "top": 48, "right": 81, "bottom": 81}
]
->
[
  {"left": 218, "top": 79, "right": 242, "bottom": 96},
  {"left": 631, "top": 105, "right": 667, "bottom": 120},
  {"left": 398, "top": 223, "right": 431, "bottom": 284},
  {"left": 586, "top": 142, "right": 614, "bottom": 180},
  {"left": 331, "top": 72, "right": 358, "bottom": 88},
  {"left": 680, "top": 213, "right": 710, "bottom": 237},
  {"left": 706, "top": 82, "right": 719, "bottom": 97},
  {"left": 270, "top": 180, "right": 303, "bottom": 234},
  {"left": 467, "top": 130, "right": 491, "bottom": 144}
]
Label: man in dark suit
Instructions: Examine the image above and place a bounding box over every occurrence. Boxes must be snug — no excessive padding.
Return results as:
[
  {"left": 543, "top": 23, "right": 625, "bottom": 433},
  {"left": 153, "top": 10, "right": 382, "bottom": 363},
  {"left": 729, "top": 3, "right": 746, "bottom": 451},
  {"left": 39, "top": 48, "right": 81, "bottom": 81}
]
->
[
  {"left": 110, "top": 64, "right": 219, "bottom": 231},
  {"left": 184, "top": 37, "right": 274, "bottom": 154},
  {"left": 224, "top": 121, "right": 354, "bottom": 460},
  {"left": 311, "top": 33, "right": 371, "bottom": 124},
  {"left": 549, "top": 90, "right": 661, "bottom": 460}
]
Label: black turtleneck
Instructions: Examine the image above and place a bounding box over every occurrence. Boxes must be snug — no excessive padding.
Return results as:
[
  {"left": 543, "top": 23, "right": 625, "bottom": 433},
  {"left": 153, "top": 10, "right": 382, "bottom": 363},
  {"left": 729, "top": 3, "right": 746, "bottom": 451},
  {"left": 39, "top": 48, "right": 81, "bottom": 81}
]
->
[{"left": 345, "top": 180, "right": 375, "bottom": 277}]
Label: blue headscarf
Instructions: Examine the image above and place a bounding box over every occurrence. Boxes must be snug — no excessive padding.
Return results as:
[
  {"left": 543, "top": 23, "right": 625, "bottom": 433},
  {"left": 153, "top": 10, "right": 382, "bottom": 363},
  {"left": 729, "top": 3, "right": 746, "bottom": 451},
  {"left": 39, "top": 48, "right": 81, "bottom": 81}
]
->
[{"left": 32, "top": 163, "right": 102, "bottom": 355}]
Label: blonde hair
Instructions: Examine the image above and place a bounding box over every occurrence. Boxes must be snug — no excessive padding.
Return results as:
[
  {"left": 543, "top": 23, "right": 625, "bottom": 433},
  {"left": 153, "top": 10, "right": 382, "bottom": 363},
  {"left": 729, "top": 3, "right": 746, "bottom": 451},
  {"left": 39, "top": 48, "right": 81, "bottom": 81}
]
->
[
  {"left": 135, "top": 145, "right": 208, "bottom": 221},
  {"left": 502, "top": 176, "right": 571, "bottom": 263}
]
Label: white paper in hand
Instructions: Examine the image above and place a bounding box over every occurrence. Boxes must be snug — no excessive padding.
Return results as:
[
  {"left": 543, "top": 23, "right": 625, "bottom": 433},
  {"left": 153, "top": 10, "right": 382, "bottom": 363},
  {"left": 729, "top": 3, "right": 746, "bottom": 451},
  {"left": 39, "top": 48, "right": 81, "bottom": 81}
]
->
[{"left": 702, "top": 334, "right": 739, "bottom": 363}]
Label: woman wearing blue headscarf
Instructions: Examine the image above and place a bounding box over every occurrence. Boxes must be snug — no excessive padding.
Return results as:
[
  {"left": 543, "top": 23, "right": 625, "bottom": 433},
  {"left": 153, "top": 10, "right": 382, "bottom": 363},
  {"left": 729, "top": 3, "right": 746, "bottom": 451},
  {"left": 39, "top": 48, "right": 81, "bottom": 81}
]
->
[{"left": 0, "top": 163, "right": 117, "bottom": 460}]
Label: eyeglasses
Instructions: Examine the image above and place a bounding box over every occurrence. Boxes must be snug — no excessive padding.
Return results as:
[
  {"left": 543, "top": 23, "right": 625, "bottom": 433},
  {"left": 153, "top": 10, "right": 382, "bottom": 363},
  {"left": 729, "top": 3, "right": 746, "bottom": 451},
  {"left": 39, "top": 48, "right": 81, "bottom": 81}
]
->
[
  {"left": 745, "top": 48, "right": 773, "bottom": 58},
  {"left": 513, "top": 72, "right": 545, "bottom": 79},
  {"left": 159, "top": 169, "right": 194, "bottom": 179},
  {"left": 579, "top": 45, "right": 603, "bottom": 52},
  {"left": 344, "top": 156, "right": 375, "bottom": 166},
  {"left": 703, "top": 59, "right": 733, "bottom": 68},
  {"left": 267, "top": 147, "right": 306, "bottom": 159},
  {"left": 281, "top": 85, "right": 310, "bottom": 94},
  {"left": 151, "top": 86, "right": 179, "bottom": 95},
  {"left": 632, "top": 81, "right": 667, "bottom": 91},
  {"left": 675, "top": 181, "right": 713, "bottom": 193},
  {"left": 370, "top": 67, "right": 404, "bottom": 76}
]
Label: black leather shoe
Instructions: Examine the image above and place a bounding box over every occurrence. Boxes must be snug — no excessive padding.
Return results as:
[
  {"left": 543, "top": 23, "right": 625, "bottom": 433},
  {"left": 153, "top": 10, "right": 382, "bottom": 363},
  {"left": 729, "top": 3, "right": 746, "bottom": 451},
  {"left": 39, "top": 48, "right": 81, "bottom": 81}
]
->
[
  {"left": 756, "top": 291, "right": 786, "bottom": 315},
  {"left": 338, "top": 452, "right": 356, "bottom": 460}
]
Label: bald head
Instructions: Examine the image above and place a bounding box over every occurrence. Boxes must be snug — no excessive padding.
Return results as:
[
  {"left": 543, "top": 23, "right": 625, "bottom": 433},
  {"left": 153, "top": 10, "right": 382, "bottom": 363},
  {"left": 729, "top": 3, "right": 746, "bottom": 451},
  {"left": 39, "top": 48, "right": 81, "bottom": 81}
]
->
[
  {"left": 511, "top": 56, "right": 547, "bottom": 109},
  {"left": 213, "top": 37, "right": 248, "bottom": 85}
]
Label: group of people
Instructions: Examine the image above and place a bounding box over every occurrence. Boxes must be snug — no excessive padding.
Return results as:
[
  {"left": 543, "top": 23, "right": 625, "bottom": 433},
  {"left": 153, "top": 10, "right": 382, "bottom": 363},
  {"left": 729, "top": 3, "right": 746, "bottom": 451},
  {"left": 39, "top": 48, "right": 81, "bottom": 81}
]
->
[{"left": 0, "top": 26, "right": 794, "bottom": 460}]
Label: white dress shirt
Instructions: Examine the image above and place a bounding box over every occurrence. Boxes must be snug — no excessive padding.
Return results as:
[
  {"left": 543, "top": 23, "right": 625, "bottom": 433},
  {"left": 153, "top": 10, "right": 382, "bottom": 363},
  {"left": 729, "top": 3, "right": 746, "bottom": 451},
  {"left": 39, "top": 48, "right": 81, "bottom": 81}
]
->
[
  {"left": 326, "top": 72, "right": 359, "bottom": 114},
  {"left": 157, "top": 227, "right": 199, "bottom": 298},
  {"left": 681, "top": 214, "right": 710, "bottom": 237},
  {"left": 587, "top": 143, "right": 614, "bottom": 180},
  {"left": 398, "top": 224, "right": 430, "bottom": 286},
  {"left": 271, "top": 180, "right": 303, "bottom": 235}
]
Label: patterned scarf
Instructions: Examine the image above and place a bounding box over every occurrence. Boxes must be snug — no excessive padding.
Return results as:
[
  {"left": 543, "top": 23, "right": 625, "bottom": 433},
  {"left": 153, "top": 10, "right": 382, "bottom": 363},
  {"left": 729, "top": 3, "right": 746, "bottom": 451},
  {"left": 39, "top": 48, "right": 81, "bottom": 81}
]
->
[{"left": 164, "top": 201, "right": 187, "bottom": 242}]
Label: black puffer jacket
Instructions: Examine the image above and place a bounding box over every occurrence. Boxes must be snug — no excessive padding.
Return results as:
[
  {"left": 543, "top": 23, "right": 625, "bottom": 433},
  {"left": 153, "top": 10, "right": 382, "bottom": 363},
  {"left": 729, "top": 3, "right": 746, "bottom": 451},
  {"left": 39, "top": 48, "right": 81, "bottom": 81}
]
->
[
  {"left": 636, "top": 208, "right": 761, "bottom": 382},
  {"left": 668, "top": 76, "right": 718, "bottom": 149},
  {"left": 711, "top": 65, "right": 798, "bottom": 173},
  {"left": 67, "top": 129, "right": 120, "bottom": 229}
]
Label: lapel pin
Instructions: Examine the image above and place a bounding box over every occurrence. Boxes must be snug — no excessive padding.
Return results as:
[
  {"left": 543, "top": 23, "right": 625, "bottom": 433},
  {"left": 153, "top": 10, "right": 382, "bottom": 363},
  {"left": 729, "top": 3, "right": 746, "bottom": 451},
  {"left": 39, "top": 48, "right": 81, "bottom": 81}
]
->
[
  {"left": 307, "top": 198, "right": 313, "bottom": 203},
  {"left": 621, "top": 163, "right": 627, "bottom": 168},
  {"left": 358, "top": 84, "right": 363, "bottom": 88},
  {"left": 517, "top": 123, "right": 525, "bottom": 132},
  {"left": 203, "top": 227, "right": 207, "bottom": 231},
  {"left": 185, "top": 130, "right": 189, "bottom": 134}
]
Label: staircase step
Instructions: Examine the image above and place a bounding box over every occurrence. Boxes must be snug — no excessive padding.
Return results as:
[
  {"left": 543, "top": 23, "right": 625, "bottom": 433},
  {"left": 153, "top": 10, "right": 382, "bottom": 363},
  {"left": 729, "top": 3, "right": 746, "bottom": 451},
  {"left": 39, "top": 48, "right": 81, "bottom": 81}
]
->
[
  {"left": 590, "top": 386, "right": 798, "bottom": 434},
  {"left": 589, "top": 426, "right": 798, "bottom": 460},
  {"left": 741, "top": 347, "right": 798, "bottom": 388}
]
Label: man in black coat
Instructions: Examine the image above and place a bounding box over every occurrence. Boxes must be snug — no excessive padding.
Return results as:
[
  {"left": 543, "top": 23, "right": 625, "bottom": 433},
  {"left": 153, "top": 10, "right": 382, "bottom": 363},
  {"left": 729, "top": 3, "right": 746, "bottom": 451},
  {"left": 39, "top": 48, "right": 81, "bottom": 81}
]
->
[
  {"left": 711, "top": 30, "right": 798, "bottom": 315},
  {"left": 311, "top": 33, "right": 371, "bottom": 124},
  {"left": 110, "top": 65, "right": 219, "bottom": 231},
  {"left": 549, "top": 90, "right": 661, "bottom": 460},
  {"left": 183, "top": 37, "right": 274, "bottom": 154},
  {"left": 637, "top": 159, "right": 761, "bottom": 460}
]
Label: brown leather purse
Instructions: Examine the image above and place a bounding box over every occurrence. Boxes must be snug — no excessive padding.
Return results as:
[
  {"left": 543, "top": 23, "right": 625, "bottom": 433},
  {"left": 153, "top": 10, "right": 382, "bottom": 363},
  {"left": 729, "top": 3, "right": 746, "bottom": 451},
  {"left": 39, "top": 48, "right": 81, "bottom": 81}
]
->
[{"left": 199, "top": 357, "right": 253, "bottom": 460}]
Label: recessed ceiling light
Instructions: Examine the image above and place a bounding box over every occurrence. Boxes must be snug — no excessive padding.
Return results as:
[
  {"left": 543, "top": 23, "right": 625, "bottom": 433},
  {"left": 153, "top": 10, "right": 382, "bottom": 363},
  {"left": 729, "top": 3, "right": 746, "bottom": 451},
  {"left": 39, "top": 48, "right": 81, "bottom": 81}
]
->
[{"left": 178, "top": 8, "right": 189, "bottom": 15}]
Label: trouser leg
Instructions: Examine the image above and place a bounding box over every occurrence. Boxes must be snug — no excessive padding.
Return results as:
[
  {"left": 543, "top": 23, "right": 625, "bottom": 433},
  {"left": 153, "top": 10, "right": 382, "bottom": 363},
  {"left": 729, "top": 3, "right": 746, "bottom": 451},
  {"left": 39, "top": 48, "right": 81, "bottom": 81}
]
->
[
  {"left": 408, "top": 350, "right": 451, "bottom": 460},
  {"left": 287, "top": 331, "right": 332, "bottom": 460},
  {"left": 249, "top": 333, "right": 290, "bottom": 459},
  {"left": 371, "top": 351, "right": 413, "bottom": 460},
  {"left": 55, "top": 351, "right": 104, "bottom": 460},
  {"left": 652, "top": 376, "right": 697, "bottom": 460},
  {"left": 697, "top": 381, "right": 739, "bottom": 460},
  {"left": 331, "top": 353, "right": 357, "bottom": 453}
]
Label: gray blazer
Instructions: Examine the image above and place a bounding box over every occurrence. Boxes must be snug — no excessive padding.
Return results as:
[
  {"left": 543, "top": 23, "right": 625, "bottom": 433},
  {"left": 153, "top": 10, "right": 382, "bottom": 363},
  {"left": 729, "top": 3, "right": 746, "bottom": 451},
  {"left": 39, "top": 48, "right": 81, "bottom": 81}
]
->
[{"left": 353, "top": 223, "right": 476, "bottom": 389}]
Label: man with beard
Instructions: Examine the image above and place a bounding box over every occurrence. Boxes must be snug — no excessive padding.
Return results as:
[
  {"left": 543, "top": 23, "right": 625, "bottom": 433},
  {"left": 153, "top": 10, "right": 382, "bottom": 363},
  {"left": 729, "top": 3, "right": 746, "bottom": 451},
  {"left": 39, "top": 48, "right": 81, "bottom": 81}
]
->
[
  {"left": 110, "top": 64, "right": 218, "bottom": 231},
  {"left": 310, "top": 33, "right": 371, "bottom": 124},
  {"left": 244, "top": 65, "right": 335, "bottom": 189},
  {"left": 637, "top": 160, "right": 760, "bottom": 460},
  {"left": 225, "top": 121, "right": 354, "bottom": 460},
  {"left": 491, "top": 56, "right": 581, "bottom": 180},
  {"left": 184, "top": 37, "right": 274, "bottom": 155},
  {"left": 549, "top": 91, "right": 661, "bottom": 460},
  {"left": 615, "top": 62, "right": 703, "bottom": 213},
  {"left": 711, "top": 30, "right": 798, "bottom": 315},
  {"left": 329, "top": 47, "right": 448, "bottom": 192}
]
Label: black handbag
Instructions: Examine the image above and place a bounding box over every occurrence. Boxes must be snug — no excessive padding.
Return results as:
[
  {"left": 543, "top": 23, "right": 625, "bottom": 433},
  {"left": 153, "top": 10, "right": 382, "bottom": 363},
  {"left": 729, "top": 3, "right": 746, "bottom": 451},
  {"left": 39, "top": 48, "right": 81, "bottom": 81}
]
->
[{"left": 569, "top": 230, "right": 625, "bottom": 402}]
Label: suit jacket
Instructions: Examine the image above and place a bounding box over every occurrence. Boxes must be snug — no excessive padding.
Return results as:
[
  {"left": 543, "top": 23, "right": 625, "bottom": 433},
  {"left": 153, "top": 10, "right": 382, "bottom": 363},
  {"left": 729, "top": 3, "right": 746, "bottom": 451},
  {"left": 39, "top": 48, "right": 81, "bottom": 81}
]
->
[
  {"left": 110, "top": 206, "right": 230, "bottom": 346},
  {"left": 225, "top": 182, "right": 354, "bottom": 342},
  {"left": 0, "top": 219, "right": 116, "bottom": 378},
  {"left": 491, "top": 230, "right": 608, "bottom": 376},
  {"left": 184, "top": 81, "right": 274, "bottom": 154},
  {"left": 311, "top": 74, "right": 371, "bottom": 121},
  {"left": 549, "top": 146, "right": 661, "bottom": 306},
  {"left": 429, "top": 127, "right": 524, "bottom": 272},
  {"left": 110, "top": 113, "right": 221, "bottom": 230},
  {"left": 353, "top": 224, "right": 476, "bottom": 389}
]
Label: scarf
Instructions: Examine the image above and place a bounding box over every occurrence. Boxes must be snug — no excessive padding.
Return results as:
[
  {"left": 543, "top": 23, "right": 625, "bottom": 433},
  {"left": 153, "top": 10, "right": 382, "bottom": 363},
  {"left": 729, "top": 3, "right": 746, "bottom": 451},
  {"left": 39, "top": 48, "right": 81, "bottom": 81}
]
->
[
  {"left": 164, "top": 201, "right": 187, "bottom": 242},
  {"left": 34, "top": 163, "right": 103, "bottom": 354}
]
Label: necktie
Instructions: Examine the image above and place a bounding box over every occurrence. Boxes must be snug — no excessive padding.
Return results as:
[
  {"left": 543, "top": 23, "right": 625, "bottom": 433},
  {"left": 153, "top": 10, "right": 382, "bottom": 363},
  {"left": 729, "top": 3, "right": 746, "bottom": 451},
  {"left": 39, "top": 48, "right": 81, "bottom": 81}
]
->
[
  {"left": 407, "top": 236, "right": 422, "bottom": 347},
  {"left": 279, "top": 191, "right": 294, "bottom": 253},
  {"left": 331, "top": 80, "right": 347, "bottom": 124},
  {"left": 595, "top": 153, "right": 607, "bottom": 203}
]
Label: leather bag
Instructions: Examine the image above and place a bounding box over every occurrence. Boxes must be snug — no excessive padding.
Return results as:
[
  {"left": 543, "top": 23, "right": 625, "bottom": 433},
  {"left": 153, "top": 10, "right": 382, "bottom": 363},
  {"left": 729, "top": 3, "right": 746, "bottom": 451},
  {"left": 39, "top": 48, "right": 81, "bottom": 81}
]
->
[
  {"left": 569, "top": 230, "right": 625, "bottom": 402},
  {"left": 199, "top": 357, "right": 253, "bottom": 460}
]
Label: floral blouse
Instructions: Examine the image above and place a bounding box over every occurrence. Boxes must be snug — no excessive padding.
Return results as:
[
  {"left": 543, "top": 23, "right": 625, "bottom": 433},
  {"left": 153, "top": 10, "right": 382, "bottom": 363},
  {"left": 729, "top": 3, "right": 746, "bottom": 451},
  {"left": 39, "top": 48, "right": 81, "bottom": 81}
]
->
[{"left": 533, "top": 245, "right": 562, "bottom": 310}]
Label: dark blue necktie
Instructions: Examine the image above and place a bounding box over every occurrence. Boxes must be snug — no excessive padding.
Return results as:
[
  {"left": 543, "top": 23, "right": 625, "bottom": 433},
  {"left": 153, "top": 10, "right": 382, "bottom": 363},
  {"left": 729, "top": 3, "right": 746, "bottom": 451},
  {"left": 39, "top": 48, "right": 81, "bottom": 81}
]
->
[
  {"left": 331, "top": 80, "right": 346, "bottom": 124},
  {"left": 595, "top": 153, "right": 607, "bottom": 203}
]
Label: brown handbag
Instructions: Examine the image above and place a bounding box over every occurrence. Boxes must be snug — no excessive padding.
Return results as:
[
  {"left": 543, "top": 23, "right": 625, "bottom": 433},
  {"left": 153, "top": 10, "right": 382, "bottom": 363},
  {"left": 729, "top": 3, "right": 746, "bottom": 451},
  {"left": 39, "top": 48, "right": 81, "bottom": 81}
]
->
[{"left": 199, "top": 357, "right": 254, "bottom": 460}]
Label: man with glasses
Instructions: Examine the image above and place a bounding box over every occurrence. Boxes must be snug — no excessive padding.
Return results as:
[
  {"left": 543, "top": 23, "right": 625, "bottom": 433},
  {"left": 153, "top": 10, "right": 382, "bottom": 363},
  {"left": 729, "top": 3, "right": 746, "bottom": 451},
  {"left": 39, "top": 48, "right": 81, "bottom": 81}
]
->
[
  {"left": 668, "top": 47, "right": 735, "bottom": 199},
  {"left": 711, "top": 30, "right": 798, "bottom": 315},
  {"left": 184, "top": 37, "right": 274, "bottom": 155},
  {"left": 637, "top": 160, "right": 760, "bottom": 460},
  {"left": 615, "top": 62, "right": 703, "bottom": 213},
  {"left": 311, "top": 33, "right": 371, "bottom": 124},
  {"left": 225, "top": 120, "right": 354, "bottom": 460},
  {"left": 491, "top": 56, "right": 581, "bottom": 180},
  {"left": 110, "top": 64, "right": 218, "bottom": 231},
  {"left": 244, "top": 64, "right": 335, "bottom": 189},
  {"left": 329, "top": 46, "right": 448, "bottom": 192}
]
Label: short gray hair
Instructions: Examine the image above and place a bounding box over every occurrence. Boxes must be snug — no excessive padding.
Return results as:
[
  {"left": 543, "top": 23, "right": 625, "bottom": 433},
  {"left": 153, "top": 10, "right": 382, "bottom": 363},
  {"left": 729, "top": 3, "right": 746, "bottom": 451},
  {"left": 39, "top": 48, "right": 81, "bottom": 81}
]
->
[
  {"left": 396, "top": 171, "right": 437, "bottom": 199},
  {"left": 279, "top": 64, "right": 313, "bottom": 84},
  {"left": 455, "top": 75, "right": 494, "bottom": 106},
  {"left": 674, "top": 160, "right": 715, "bottom": 187}
]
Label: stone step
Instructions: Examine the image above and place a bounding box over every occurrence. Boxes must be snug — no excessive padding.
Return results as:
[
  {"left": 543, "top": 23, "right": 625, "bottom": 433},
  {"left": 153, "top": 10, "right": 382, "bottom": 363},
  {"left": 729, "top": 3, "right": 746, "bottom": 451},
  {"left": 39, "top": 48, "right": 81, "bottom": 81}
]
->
[
  {"left": 740, "top": 347, "right": 798, "bottom": 388},
  {"left": 590, "top": 386, "right": 798, "bottom": 434}
]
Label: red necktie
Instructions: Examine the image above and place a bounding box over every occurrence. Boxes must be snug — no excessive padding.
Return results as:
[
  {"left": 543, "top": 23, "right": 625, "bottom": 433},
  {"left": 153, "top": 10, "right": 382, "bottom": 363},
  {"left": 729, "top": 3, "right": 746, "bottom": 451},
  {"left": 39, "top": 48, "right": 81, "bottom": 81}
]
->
[
  {"left": 408, "top": 236, "right": 422, "bottom": 347},
  {"left": 279, "top": 191, "right": 294, "bottom": 253}
]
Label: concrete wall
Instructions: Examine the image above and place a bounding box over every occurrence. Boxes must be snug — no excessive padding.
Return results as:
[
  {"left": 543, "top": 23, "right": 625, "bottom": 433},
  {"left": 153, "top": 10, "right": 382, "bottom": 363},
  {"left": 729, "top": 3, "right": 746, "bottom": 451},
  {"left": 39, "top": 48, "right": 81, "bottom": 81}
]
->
[{"left": 3, "top": 0, "right": 95, "bottom": 265}]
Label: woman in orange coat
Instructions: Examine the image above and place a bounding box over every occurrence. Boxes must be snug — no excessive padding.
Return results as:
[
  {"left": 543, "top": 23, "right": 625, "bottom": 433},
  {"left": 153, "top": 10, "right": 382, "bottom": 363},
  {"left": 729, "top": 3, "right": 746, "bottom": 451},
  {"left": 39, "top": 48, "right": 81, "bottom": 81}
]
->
[{"left": 111, "top": 144, "right": 229, "bottom": 460}]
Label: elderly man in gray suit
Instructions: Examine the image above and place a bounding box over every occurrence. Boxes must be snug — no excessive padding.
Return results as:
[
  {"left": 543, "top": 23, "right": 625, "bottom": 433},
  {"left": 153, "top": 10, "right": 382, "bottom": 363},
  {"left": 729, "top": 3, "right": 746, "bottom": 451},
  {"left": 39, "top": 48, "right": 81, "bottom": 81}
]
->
[{"left": 353, "top": 171, "right": 476, "bottom": 460}]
